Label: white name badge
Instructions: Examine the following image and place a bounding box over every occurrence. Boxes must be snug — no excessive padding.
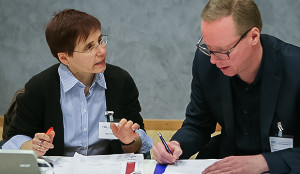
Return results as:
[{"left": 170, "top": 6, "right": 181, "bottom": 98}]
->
[
  {"left": 98, "top": 122, "right": 118, "bottom": 139},
  {"left": 269, "top": 136, "right": 293, "bottom": 152}
]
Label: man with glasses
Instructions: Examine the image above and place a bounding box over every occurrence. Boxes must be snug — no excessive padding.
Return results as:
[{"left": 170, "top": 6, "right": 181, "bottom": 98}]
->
[
  {"left": 3, "top": 9, "right": 152, "bottom": 157},
  {"left": 153, "top": 0, "right": 300, "bottom": 173}
]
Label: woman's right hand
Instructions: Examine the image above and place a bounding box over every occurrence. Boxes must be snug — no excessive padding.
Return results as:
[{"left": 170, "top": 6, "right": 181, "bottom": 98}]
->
[{"left": 30, "top": 130, "right": 55, "bottom": 157}]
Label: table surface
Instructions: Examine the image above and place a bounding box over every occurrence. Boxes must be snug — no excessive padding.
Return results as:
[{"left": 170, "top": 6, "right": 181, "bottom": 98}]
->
[{"left": 144, "top": 160, "right": 157, "bottom": 174}]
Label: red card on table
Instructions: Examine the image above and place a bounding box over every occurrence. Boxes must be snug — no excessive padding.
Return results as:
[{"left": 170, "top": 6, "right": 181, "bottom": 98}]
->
[{"left": 125, "top": 162, "right": 135, "bottom": 174}]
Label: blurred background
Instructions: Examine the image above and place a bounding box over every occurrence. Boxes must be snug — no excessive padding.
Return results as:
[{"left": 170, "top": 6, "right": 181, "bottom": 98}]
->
[{"left": 0, "top": 0, "right": 299, "bottom": 119}]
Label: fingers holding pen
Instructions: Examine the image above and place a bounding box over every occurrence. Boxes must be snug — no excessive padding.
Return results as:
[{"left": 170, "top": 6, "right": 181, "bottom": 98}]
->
[
  {"left": 168, "top": 141, "right": 182, "bottom": 159},
  {"left": 32, "top": 131, "right": 55, "bottom": 157},
  {"left": 153, "top": 141, "right": 182, "bottom": 164},
  {"left": 153, "top": 142, "right": 176, "bottom": 164}
]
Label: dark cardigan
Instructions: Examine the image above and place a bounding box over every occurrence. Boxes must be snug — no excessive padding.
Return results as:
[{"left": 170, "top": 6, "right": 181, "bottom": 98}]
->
[{"left": 7, "top": 63, "right": 144, "bottom": 156}]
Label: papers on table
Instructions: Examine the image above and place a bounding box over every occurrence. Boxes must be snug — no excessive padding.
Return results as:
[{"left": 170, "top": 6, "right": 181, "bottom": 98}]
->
[
  {"left": 43, "top": 153, "right": 144, "bottom": 174},
  {"left": 163, "top": 159, "right": 219, "bottom": 174}
]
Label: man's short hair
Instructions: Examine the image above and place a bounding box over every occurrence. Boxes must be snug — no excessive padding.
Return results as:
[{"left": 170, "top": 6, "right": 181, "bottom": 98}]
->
[
  {"left": 45, "top": 9, "right": 101, "bottom": 60},
  {"left": 201, "top": 0, "right": 263, "bottom": 36}
]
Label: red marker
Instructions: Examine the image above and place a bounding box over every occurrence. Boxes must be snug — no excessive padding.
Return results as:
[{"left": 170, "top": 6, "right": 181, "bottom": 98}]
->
[{"left": 45, "top": 127, "right": 54, "bottom": 135}]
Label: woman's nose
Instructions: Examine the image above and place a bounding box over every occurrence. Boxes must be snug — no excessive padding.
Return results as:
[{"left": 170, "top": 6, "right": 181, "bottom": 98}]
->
[{"left": 95, "top": 44, "right": 105, "bottom": 54}]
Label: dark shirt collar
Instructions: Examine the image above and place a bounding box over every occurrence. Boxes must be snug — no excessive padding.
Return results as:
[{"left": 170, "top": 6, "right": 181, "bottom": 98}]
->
[{"left": 232, "top": 55, "right": 264, "bottom": 87}]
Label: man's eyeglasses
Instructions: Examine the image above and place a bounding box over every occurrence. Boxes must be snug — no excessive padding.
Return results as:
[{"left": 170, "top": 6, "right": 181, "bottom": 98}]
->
[
  {"left": 197, "top": 29, "right": 251, "bottom": 60},
  {"left": 73, "top": 35, "right": 108, "bottom": 54}
]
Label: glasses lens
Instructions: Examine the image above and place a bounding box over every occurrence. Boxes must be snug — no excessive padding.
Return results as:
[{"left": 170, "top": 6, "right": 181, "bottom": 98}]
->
[
  {"left": 100, "top": 35, "right": 108, "bottom": 47},
  {"left": 197, "top": 38, "right": 229, "bottom": 60},
  {"left": 198, "top": 46, "right": 210, "bottom": 56},
  {"left": 213, "top": 53, "right": 229, "bottom": 60},
  {"left": 197, "top": 38, "right": 210, "bottom": 56}
]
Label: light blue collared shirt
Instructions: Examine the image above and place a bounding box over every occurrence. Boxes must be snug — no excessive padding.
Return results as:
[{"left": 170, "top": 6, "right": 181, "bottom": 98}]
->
[{"left": 3, "top": 64, "right": 153, "bottom": 155}]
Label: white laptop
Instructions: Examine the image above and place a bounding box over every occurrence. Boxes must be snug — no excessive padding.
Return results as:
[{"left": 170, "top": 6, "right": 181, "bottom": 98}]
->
[{"left": 0, "top": 149, "right": 40, "bottom": 174}]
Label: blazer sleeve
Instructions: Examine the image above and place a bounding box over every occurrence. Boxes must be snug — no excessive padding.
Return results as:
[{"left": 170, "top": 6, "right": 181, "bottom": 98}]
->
[
  {"left": 105, "top": 64, "right": 144, "bottom": 130},
  {"left": 122, "top": 71, "right": 144, "bottom": 130},
  {"left": 105, "top": 65, "right": 145, "bottom": 154},
  {"left": 7, "top": 75, "right": 45, "bottom": 139},
  {"left": 261, "top": 36, "right": 300, "bottom": 173},
  {"left": 263, "top": 147, "right": 300, "bottom": 173},
  {"left": 171, "top": 50, "right": 217, "bottom": 159}
]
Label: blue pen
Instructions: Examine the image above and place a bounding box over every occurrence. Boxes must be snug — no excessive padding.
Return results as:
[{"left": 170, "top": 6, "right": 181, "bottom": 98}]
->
[{"left": 158, "top": 132, "right": 173, "bottom": 155}]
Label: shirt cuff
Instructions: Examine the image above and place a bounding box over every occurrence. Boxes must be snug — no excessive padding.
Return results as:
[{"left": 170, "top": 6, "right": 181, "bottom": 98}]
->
[
  {"left": 136, "top": 129, "right": 153, "bottom": 153},
  {"left": 2, "top": 135, "right": 32, "bottom": 149}
]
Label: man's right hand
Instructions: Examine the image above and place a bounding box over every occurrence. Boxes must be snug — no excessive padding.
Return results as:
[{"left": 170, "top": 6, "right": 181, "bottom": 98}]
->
[{"left": 153, "top": 140, "right": 183, "bottom": 164}]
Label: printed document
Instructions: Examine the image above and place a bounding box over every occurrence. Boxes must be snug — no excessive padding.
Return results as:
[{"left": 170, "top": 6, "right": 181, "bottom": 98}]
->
[
  {"left": 44, "top": 153, "right": 144, "bottom": 174},
  {"left": 163, "top": 159, "right": 219, "bottom": 174}
]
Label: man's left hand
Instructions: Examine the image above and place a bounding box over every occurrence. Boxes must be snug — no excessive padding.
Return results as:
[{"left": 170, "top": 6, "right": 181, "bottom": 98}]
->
[{"left": 202, "top": 154, "right": 269, "bottom": 174}]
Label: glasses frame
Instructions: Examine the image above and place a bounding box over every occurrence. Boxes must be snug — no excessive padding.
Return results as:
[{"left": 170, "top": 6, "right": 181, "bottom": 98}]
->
[
  {"left": 73, "top": 35, "right": 108, "bottom": 54},
  {"left": 197, "top": 29, "right": 252, "bottom": 60}
]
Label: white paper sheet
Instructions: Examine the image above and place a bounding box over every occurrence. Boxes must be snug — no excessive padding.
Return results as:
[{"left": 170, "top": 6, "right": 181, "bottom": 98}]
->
[
  {"left": 43, "top": 153, "right": 144, "bottom": 174},
  {"left": 163, "top": 159, "right": 219, "bottom": 174}
]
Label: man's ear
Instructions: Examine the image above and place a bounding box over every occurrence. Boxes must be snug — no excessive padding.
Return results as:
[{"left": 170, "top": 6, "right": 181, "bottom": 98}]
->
[
  {"left": 250, "top": 27, "right": 260, "bottom": 45},
  {"left": 57, "top": 52, "right": 70, "bottom": 66}
]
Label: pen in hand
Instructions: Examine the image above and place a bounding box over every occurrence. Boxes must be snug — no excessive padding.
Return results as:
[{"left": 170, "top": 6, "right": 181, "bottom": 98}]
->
[
  {"left": 45, "top": 127, "right": 54, "bottom": 135},
  {"left": 158, "top": 132, "right": 173, "bottom": 155}
]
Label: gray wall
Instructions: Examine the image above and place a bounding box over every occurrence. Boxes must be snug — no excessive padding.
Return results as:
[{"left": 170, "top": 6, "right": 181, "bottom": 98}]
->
[{"left": 0, "top": 0, "right": 300, "bottom": 119}]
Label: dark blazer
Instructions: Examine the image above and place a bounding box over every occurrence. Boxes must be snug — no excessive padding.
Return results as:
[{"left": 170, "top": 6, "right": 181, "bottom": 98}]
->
[
  {"left": 171, "top": 34, "right": 300, "bottom": 173},
  {"left": 7, "top": 63, "right": 144, "bottom": 156}
]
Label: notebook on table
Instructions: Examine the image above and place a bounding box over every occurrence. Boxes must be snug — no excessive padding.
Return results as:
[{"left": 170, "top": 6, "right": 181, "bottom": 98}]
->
[{"left": 0, "top": 149, "right": 40, "bottom": 174}]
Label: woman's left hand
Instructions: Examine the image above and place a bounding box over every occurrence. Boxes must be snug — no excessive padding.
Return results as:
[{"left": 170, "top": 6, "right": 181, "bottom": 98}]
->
[{"left": 110, "top": 118, "right": 139, "bottom": 144}]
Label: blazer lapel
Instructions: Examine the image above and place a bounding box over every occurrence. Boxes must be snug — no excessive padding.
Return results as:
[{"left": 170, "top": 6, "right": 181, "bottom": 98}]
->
[{"left": 260, "top": 51, "right": 282, "bottom": 152}]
